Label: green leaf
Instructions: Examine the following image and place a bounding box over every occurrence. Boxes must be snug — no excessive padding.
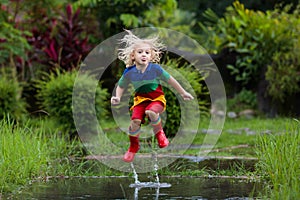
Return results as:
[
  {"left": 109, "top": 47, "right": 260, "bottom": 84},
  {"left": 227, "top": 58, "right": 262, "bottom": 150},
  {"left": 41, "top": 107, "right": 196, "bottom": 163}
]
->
[{"left": 120, "top": 13, "right": 140, "bottom": 28}]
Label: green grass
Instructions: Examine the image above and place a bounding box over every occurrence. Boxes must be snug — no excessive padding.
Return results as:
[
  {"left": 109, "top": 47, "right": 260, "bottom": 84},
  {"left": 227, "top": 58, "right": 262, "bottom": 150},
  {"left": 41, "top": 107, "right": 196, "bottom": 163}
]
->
[
  {"left": 0, "top": 117, "right": 128, "bottom": 194},
  {"left": 188, "top": 117, "right": 295, "bottom": 157},
  {"left": 0, "top": 118, "right": 83, "bottom": 193},
  {"left": 0, "top": 119, "right": 50, "bottom": 193},
  {"left": 198, "top": 116, "right": 292, "bottom": 133},
  {"left": 101, "top": 116, "right": 295, "bottom": 157},
  {"left": 221, "top": 117, "right": 292, "bottom": 131},
  {"left": 256, "top": 119, "right": 300, "bottom": 199}
]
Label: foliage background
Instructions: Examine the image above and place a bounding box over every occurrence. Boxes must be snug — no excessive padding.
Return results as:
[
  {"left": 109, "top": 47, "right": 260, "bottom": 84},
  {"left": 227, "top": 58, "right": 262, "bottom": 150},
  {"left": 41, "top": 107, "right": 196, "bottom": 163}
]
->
[{"left": 0, "top": 0, "right": 299, "bottom": 125}]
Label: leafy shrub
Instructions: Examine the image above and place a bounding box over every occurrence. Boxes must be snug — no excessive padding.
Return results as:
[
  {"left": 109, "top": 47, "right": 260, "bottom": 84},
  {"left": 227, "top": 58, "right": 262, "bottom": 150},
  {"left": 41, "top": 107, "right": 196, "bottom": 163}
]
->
[
  {"left": 0, "top": 22, "right": 31, "bottom": 68},
  {"left": 0, "top": 73, "right": 27, "bottom": 121},
  {"left": 227, "top": 88, "right": 257, "bottom": 113},
  {"left": 36, "top": 70, "right": 109, "bottom": 136},
  {"left": 265, "top": 37, "right": 300, "bottom": 102},
  {"left": 199, "top": 1, "right": 300, "bottom": 102},
  {"left": 161, "top": 58, "right": 208, "bottom": 137},
  {"left": 73, "top": 0, "right": 182, "bottom": 38}
]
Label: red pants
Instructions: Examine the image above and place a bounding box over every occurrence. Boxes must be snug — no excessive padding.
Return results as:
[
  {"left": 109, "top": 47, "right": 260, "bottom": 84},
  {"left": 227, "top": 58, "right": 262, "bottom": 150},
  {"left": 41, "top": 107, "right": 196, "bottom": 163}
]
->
[{"left": 131, "top": 101, "right": 164, "bottom": 121}]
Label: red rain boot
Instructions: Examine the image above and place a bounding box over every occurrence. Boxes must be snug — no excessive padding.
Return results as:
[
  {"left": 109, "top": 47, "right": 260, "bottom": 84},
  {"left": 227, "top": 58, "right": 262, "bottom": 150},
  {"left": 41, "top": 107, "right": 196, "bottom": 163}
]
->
[
  {"left": 123, "top": 135, "right": 140, "bottom": 162},
  {"left": 155, "top": 130, "right": 169, "bottom": 148}
]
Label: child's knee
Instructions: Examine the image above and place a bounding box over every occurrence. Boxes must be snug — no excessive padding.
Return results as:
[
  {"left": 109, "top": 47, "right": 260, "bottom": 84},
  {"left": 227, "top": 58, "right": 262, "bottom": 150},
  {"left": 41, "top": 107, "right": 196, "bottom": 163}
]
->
[
  {"left": 145, "top": 110, "right": 159, "bottom": 121},
  {"left": 130, "top": 119, "right": 141, "bottom": 131}
]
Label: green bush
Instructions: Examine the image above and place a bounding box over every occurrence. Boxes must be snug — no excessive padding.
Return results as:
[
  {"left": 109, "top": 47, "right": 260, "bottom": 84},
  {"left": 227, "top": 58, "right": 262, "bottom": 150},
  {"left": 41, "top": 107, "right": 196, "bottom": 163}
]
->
[
  {"left": 162, "top": 58, "right": 208, "bottom": 137},
  {"left": 0, "top": 74, "right": 27, "bottom": 121},
  {"left": 227, "top": 88, "right": 257, "bottom": 113},
  {"left": 36, "top": 70, "right": 109, "bottom": 135},
  {"left": 266, "top": 44, "right": 300, "bottom": 102},
  {"left": 199, "top": 1, "right": 300, "bottom": 102}
]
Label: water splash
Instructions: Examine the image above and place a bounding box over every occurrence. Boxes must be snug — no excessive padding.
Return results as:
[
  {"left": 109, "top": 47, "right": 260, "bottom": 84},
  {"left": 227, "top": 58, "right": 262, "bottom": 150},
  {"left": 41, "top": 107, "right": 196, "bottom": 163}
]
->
[
  {"left": 130, "top": 162, "right": 140, "bottom": 184},
  {"left": 134, "top": 187, "right": 139, "bottom": 200},
  {"left": 129, "top": 152, "right": 171, "bottom": 189},
  {"left": 130, "top": 181, "right": 171, "bottom": 188},
  {"left": 153, "top": 151, "right": 160, "bottom": 184}
]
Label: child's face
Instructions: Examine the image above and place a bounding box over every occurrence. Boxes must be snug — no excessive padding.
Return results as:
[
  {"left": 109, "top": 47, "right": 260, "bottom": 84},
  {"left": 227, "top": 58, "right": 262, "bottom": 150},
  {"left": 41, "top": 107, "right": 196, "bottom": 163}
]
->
[{"left": 131, "top": 43, "right": 152, "bottom": 67}]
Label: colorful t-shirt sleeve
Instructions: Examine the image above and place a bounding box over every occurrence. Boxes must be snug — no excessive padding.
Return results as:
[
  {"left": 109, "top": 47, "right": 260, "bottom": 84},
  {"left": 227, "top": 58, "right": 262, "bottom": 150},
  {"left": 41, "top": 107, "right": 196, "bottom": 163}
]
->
[
  {"left": 118, "top": 75, "right": 129, "bottom": 88},
  {"left": 161, "top": 69, "right": 171, "bottom": 82},
  {"left": 157, "top": 65, "right": 171, "bottom": 82}
]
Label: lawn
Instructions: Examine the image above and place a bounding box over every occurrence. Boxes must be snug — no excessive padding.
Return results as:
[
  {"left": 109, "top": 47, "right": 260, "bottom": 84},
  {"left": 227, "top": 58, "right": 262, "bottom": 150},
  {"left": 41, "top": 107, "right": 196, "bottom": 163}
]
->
[{"left": 189, "top": 116, "right": 295, "bottom": 157}]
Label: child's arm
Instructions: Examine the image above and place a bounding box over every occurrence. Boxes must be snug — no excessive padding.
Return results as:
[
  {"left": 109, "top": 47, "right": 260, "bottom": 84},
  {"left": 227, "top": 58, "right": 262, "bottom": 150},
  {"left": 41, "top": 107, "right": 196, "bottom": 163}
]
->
[
  {"left": 111, "top": 85, "right": 125, "bottom": 105},
  {"left": 167, "top": 76, "right": 194, "bottom": 100}
]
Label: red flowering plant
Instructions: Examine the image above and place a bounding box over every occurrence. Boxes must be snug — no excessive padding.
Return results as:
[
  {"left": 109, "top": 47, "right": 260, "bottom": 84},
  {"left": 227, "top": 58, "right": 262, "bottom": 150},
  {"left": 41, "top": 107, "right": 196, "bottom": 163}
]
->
[
  {"left": 46, "top": 4, "right": 91, "bottom": 71},
  {"left": 27, "top": 4, "right": 92, "bottom": 72}
]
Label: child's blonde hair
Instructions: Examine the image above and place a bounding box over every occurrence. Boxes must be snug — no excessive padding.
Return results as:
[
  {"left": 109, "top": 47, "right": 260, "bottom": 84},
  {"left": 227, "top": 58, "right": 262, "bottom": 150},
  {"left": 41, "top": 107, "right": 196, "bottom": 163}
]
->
[{"left": 118, "top": 30, "right": 165, "bottom": 67}]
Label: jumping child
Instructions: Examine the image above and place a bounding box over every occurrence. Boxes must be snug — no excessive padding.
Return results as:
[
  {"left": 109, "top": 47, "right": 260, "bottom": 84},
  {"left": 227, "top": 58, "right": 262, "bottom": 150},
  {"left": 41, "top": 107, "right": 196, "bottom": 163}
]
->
[{"left": 111, "top": 30, "right": 194, "bottom": 162}]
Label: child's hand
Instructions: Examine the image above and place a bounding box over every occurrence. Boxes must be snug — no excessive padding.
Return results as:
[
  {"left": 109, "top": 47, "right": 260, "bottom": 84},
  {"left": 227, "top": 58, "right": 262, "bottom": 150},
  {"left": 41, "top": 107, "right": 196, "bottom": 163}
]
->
[
  {"left": 111, "top": 96, "right": 121, "bottom": 105},
  {"left": 181, "top": 92, "right": 194, "bottom": 101}
]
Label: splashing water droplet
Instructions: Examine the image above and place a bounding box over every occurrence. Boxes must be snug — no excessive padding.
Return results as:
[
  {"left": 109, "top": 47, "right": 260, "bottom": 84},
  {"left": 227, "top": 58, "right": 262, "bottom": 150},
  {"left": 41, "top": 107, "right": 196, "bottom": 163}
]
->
[
  {"left": 129, "top": 152, "right": 171, "bottom": 189},
  {"left": 153, "top": 152, "right": 160, "bottom": 184},
  {"left": 131, "top": 162, "right": 140, "bottom": 184}
]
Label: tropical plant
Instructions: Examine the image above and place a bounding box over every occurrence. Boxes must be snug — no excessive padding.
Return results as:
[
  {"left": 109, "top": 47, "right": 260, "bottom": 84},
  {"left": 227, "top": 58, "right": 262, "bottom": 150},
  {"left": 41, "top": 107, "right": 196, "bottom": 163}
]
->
[
  {"left": 27, "top": 4, "right": 92, "bottom": 72},
  {"left": 0, "top": 0, "right": 68, "bottom": 80},
  {"left": 46, "top": 4, "right": 91, "bottom": 70},
  {"left": 199, "top": 1, "right": 300, "bottom": 103}
]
